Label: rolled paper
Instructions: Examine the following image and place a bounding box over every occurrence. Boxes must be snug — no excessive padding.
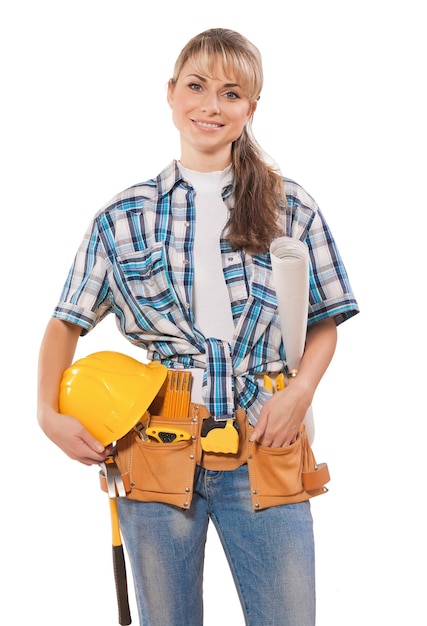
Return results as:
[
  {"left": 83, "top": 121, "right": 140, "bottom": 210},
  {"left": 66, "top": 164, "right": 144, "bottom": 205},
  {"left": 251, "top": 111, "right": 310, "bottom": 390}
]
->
[{"left": 270, "top": 237, "right": 314, "bottom": 440}]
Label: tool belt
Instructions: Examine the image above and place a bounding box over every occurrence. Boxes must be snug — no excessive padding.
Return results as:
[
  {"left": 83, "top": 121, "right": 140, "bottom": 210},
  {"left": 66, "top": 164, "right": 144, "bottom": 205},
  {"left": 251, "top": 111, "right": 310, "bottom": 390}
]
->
[{"left": 100, "top": 402, "right": 330, "bottom": 511}]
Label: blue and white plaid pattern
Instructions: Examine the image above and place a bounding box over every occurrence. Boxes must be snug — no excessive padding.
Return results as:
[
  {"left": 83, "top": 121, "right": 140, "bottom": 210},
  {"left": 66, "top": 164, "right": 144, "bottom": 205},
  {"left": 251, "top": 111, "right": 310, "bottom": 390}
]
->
[{"left": 54, "top": 161, "right": 359, "bottom": 424}]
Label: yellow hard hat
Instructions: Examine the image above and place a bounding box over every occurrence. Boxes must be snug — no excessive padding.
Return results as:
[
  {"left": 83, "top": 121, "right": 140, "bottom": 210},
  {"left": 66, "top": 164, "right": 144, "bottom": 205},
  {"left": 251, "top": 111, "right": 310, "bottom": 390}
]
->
[{"left": 59, "top": 351, "right": 167, "bottom": 446}]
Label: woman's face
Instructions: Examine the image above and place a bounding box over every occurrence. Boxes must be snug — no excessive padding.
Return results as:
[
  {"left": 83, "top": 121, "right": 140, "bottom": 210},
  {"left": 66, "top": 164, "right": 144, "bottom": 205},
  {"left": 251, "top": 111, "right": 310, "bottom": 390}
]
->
[{"left": 167, "top": 57, "right": 257, "bottom": 171}]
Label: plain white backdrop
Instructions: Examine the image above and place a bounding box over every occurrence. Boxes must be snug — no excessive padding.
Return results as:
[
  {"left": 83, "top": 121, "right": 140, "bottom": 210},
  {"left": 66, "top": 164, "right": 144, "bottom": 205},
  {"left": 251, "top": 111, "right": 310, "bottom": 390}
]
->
[{"left": 1, "top": 1, "right": 425, "bottom": 624}]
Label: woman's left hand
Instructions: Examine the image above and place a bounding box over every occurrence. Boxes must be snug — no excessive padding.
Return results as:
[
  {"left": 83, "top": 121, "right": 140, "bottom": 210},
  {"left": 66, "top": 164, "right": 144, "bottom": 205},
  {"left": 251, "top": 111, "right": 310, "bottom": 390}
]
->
[
  {"left": 249, "top": 380, "right": 310, "bottom": 447},
  {"left": 250, "top": 318, "right": 338, "bottom": 447}
]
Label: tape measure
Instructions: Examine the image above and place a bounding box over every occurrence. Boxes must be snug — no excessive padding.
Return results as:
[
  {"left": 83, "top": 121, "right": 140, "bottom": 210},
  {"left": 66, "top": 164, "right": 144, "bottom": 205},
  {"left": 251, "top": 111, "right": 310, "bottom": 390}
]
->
[{"left": 200, "top": 417, "right": 239, "bottom": 454}]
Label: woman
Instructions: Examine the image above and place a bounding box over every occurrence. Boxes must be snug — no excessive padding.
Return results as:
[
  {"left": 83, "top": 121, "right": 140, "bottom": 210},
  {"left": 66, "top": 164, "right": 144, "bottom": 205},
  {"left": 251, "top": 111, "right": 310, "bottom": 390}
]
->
[{"left": 38, "top": 28, "right": 359, "bottom": 625}]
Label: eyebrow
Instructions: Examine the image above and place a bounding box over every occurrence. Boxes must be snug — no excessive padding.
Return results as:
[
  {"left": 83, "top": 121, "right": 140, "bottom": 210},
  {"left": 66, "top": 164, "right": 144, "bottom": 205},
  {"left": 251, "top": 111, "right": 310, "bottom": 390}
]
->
[{"left": 185, "top": 73, "right": 241, "bottom": 88}]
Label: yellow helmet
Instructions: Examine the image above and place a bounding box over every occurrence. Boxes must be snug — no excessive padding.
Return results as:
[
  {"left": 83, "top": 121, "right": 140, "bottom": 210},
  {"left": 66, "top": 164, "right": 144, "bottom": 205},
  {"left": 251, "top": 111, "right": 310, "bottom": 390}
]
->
[{"left": 59, "top": 351, "right": 167, "bottom": 446}]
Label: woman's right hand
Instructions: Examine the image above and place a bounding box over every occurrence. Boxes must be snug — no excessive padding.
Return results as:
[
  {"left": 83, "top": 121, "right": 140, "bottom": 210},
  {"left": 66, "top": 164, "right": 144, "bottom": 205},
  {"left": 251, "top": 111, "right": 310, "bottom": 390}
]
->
[
  {"left": 39, "top": 408, "right": 113, "bottom": 466},
  {"left": 37, "top": 318, "right": 114, "bottom": 465}
]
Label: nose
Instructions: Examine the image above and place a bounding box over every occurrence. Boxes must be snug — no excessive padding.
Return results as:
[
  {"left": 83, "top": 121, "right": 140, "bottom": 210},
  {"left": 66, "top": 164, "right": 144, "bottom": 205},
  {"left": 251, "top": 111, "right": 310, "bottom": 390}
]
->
[{"left": 200, "top": 90, "right": 220, "bottom": 115}]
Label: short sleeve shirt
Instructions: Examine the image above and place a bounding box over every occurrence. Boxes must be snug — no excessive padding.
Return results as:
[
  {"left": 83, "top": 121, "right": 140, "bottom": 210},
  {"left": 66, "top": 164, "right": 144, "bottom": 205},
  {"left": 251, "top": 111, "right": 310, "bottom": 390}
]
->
[{"left": 54, "top": 161, "right": 359, "bottom": 423}]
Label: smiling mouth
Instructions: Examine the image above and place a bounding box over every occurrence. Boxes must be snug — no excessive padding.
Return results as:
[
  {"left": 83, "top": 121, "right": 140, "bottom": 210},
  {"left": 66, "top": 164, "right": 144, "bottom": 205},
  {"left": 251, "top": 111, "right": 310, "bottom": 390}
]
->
[{"left": 193, "top": 120, "right": 223, "bottom": 129}]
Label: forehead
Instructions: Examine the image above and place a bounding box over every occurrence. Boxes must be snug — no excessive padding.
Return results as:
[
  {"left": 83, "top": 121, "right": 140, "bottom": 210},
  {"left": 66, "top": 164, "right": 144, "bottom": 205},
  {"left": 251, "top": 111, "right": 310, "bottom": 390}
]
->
[{"left": 181, "top": 57, "right": 240, "bottom": 84}]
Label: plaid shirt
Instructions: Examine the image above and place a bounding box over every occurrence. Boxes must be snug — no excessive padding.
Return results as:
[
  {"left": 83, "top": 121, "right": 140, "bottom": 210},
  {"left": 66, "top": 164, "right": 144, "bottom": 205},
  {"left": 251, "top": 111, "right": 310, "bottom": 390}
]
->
[{"left": 54, "top": 160, "right": 359, "bottom": 424}]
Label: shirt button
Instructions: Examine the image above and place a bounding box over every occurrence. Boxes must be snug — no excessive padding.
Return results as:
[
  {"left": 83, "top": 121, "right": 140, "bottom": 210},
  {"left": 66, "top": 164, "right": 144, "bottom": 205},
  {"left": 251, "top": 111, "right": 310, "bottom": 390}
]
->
[{"left": 183, "top": 259, "right": 189, "bottom": 265}]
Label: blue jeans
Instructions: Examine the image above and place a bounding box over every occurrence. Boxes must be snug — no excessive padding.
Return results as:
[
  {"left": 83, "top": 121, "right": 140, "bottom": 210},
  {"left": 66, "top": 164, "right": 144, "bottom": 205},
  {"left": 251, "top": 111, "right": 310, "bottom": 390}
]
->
[{"left": 118, "top": 464, "right": 315, "bottom": 626}]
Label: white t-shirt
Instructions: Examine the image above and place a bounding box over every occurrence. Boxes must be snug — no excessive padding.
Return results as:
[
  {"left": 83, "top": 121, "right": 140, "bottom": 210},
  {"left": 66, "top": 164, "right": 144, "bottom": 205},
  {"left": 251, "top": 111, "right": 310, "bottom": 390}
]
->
[{"left": 178, "top": 163, "right": 234, "bottom": 403}]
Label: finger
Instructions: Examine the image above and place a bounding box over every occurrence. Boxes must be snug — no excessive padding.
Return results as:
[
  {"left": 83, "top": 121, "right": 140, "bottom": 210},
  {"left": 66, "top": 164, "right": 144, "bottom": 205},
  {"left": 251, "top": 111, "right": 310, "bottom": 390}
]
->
[
  {"left": 69, "top": 451, "right": 108, "bottom": 466},
  {"left": 69, "top": 440, "right": 113, "bottom": 465},
  {"left": 249, "top": 427, "right": 266, "bottom": 443},
  {"left": 249, "top": 413, "right": 269, "bottom": 443},
  {"left": 84, "top": 437, "right": 106, "bottom": 455},
  {"left": 76, "top": 428, "right": 108, "bottom": 456},
  {"left": 280, "top": 432, "right": 298, "bottom": 447}
]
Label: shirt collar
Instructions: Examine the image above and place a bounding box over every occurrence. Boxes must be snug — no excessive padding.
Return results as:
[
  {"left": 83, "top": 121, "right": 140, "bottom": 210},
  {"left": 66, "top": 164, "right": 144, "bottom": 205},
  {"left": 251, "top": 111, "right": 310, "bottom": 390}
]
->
[{"left": 157, "top": 160, "right": 234, "bottom": 199}]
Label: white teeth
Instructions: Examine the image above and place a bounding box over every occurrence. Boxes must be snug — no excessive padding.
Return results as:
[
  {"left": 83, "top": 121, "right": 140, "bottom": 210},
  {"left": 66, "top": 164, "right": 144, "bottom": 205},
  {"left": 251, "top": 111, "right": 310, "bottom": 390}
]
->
[{"left": 195, "top": 121, "right": 221, "bottom": 129}]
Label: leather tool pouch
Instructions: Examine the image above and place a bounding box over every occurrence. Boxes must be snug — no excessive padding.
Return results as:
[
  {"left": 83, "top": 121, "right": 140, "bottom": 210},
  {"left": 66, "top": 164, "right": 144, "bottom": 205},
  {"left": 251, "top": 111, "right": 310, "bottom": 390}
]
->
[
  {"left": 109, "top": 412, "right": 201, "bottom": 510},
  {"left": 99, "top": 403, "right": 330, "bottom": 511},
  {"left": 247, "top": 422, "right": 330, "bottom": 510}
]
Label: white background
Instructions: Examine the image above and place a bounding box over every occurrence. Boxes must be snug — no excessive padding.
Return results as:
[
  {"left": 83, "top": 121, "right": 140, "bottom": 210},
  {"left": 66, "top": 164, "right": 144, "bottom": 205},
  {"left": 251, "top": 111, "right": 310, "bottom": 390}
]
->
[{"left": 1, "top": 1, "right": 425, "bottom": 624}]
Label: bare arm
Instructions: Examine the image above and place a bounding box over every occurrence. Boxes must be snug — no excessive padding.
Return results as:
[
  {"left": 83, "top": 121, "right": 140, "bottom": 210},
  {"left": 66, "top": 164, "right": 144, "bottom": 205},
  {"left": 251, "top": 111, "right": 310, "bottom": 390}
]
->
[
  {"left": 250, "top": 317, "right": 338, "bottom": 447},
  {"left": 37, "top": 318, "right": 112, "bottom": 465}
]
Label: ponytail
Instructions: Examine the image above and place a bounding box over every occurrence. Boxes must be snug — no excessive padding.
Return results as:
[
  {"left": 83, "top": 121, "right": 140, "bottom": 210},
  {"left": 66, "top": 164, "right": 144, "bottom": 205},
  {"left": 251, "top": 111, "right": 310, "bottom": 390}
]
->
[{"left": 228, "top": 126, "right": 286, "bottom": 254}]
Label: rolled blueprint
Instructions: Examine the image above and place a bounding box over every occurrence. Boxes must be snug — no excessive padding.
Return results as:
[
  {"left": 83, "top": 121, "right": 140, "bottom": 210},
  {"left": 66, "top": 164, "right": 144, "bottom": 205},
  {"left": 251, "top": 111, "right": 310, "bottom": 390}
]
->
[{"left": 270, "top": 236, "right": 314, "bottom": 440}]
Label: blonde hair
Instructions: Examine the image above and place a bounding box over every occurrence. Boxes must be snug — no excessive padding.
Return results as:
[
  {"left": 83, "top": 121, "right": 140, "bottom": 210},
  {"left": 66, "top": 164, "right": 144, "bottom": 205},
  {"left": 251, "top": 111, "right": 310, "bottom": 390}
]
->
[
  {"left": 173, "top": 28, "right": 285, "bottom": 253},
  {"left": 172, "top": 28, "right": 263, "bottom": 103}
]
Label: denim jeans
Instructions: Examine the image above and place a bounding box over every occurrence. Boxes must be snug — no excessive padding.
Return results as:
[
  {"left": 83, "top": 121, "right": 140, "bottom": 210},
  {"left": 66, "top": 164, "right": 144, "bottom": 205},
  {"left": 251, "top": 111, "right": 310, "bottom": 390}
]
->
[{"left": 118, "top": 463, "right": 315, "bottom": 626}]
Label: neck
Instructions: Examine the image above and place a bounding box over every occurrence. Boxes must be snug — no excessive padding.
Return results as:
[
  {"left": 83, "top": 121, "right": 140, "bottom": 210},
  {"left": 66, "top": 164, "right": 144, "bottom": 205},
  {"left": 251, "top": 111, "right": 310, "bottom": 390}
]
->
[{"left": 179, "top": 145, "right": 232, "bottom": 173}]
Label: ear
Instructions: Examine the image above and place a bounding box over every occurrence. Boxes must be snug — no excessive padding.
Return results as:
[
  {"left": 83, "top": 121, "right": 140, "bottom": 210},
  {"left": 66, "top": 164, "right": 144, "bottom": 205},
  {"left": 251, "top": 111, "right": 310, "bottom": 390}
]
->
[
  {"left": 249, "top": 100, "right": 258, "bottom": 118},
  {"left": 167, "top": 79, "right": 175, "bottom": 108}
]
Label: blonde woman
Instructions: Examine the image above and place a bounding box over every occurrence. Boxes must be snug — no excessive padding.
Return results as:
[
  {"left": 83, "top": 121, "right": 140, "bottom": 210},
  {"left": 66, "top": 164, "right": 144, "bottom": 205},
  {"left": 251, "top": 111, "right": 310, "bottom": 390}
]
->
[{"left": 38, "top": 28, "right": 359, "bottom": 625}]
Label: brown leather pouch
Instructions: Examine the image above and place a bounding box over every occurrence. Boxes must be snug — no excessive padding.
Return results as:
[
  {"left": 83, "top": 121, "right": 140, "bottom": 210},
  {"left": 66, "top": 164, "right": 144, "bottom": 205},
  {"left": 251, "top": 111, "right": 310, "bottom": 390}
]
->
[
  {"left": 111, "top": 412, "right": 201, "bottom": 510},
  {"left": 246, "top": 423, "right": 330, "bottom": 510},
  {"left": 99, "top": 403, "right": 330, "bottom": 511}
]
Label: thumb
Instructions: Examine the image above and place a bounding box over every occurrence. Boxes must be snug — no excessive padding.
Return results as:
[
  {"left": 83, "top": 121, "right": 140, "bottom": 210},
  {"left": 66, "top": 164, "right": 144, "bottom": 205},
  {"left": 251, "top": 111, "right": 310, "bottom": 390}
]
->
[{"left": 249, "top": 413, "right": 268, "bottom": 443}]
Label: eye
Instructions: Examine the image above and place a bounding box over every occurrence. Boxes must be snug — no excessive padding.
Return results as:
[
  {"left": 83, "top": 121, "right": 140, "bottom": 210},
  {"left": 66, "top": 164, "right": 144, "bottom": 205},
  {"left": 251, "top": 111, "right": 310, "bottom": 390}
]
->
[
  {"left": 188, "top": 82, "right": 203, "bottom": 92},
  {"left": 224, "top": 91, "right": 240, "bottom": 100}
]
